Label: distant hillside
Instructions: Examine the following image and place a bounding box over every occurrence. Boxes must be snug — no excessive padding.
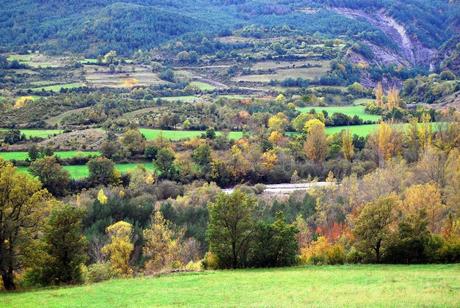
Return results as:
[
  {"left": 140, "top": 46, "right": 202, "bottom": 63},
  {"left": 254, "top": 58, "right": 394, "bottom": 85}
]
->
[{"left": 0, "top": 0, "right": 458, "bottom": 70}]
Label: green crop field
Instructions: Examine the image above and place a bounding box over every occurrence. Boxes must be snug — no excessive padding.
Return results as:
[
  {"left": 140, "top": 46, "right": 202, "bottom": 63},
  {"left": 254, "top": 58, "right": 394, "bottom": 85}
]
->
[
  {"left": 0, "top": 151, "right": 100, "bottom": 161},
  {"left": 189, "top": 81, "right": 216, "bottom": 91},
  {"left": 297, "top": 105, "right": 381, "bottom": 122},
  {"left": 139, "top": 129, "right": 243, "bottom": 141},
  {"left": 1, "top": 265, "right": 458, "bottom": 307},
  {"left": 0, "top": 129, "right": 63, "bottom": 138}
]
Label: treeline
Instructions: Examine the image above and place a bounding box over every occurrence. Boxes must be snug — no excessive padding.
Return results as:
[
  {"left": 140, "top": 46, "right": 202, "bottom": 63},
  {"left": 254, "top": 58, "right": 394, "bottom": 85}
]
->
[{"left": 1, "top": 122, "right": 459, "bottom": 289}]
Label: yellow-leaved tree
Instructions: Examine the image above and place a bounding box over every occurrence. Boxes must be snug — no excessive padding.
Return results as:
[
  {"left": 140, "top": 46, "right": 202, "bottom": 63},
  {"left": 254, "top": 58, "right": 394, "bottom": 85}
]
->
[
  {"left": 0, "top": 159, "right": 55, "bottom": 290},
  {"left": 143, "top": 211, "right": 182, "bottom": 273},
  {"left": 341, "top": 129, "right": 354, "bottom": 161},
  {"left": 268, "top": 112, "right": 288, "bottom": 132},
  {"left": 403, "top": 183, "right": 445, "bottom": 233},
  {"left": 102, "top": 221, "right": 134, "bottom": 277},
  {"left": 304, "top": 119, "right": 328, "bottom": 164},
  {"left": 386, "top": 87, "right": 400, "bottom": 109},
  {"left": 374, "top": 82, "right": 384, "bottom": 108}
]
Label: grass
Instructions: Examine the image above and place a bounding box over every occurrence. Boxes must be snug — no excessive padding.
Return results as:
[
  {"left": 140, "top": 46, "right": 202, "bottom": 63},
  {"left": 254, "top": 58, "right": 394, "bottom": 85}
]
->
[
  {"left": 29, "top": 83, "right": 85, "bottom": 92},
  {"left": 294, "top": 122, "right": 445, "bottom": 137},
  {"left": 1, "top": 265, "right": 459, "bottom": 307},
  {"left": 297, "top": 105, "right": 381, "bottom": 122},
  {"left": 0, "top": 151, "right": 100, "bottom": 161},
  {"left": 139, "top": 129, "right": 243, "bottom": 141},
  {"left": 325, "top": 124, "right": 380, "bottom": 137},
  {"left": 189, "top": 81, "right": 216, "bottom": 91},
  {"left": 17, "top": 162, "right": 156, "bottom": 179},
  {"left": 0, "top": 129, "right": 63, "bottom": 139},
  {"left": 60, "top": 163, "right": 156, "bottom": 179}
]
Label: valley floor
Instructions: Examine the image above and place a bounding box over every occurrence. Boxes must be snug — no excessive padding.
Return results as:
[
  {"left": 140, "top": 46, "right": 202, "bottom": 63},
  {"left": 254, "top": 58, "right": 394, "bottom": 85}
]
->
[{"left": 1, "top": 264, "right": 459, "bottom": 307}]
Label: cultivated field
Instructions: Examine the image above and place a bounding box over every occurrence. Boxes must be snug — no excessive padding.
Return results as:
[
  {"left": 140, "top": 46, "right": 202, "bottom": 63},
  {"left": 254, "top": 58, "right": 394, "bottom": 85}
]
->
[
  {"left": 1, "top": 265, "right": 458, "bottom": 307},
  {"left": 84, "top": 65, "right": 166, "bottom": 88},
  {"left": 233, "top": 60, "right": 330, "bottom": 83},
  {"left": 7, "top": 54, "right": 71, "bottom": 68}
]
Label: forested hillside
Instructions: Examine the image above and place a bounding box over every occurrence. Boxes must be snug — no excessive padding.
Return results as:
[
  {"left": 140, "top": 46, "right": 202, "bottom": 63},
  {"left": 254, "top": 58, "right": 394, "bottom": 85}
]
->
[{"left": 1, "top": 0, "right": 458, "bottom": 68}]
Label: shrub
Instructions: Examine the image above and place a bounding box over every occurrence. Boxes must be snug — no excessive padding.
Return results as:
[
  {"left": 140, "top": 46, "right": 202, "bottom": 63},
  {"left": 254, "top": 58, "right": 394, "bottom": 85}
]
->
[
  {"left": 202, "top": 252, "right": 219, "bottom": 270},
  {"left": 184, "top": 261, "right": 202, "bottom": 272},
  {"left": 300, "top": 236, "right": 346, "bottom": 265},
  {"left": 436, "top": 236, "right": 460, "bottom": 263},
  {"left": 86, "top": 263, "right": 116, "bottom": 283}
]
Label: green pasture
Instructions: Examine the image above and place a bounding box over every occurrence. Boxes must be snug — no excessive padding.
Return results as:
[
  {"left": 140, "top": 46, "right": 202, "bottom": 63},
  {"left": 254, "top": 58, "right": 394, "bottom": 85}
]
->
[
  {"left": 0, "top": 129, "right": 63, "bottom": 139},
  {"left": 0, "top": 151, "right": 100, "bottom": 161},
  {"left": 139, "top": 129, "right": 243, "bottom": 141},
  {"left": 189, "top": 81, "right": 216, "bottom": 91},
  {"left": 1, "top": 265, "right": 458, "bottom": 307},
  {"left": 297, "top": 105, "right": 381, "bottom": 122},
  {"left": 17, "top": 162, "right": 155, "bottom": 179}
]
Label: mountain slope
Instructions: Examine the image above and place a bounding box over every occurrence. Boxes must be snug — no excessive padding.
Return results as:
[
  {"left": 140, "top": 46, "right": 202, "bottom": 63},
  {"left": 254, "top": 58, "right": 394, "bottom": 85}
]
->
[{"left": 0, "top": 0, "right": 458, "bottom": 71}]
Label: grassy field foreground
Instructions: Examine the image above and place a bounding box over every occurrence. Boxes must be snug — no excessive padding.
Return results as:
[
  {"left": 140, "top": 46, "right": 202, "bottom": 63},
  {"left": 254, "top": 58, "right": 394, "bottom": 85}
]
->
[{"left": 1, "top": 265, "right": 459, "bottom": 307}]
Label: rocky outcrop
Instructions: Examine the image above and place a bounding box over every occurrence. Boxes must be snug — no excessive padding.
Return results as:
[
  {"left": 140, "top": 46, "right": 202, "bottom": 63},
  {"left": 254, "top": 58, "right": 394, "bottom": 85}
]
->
[{"left": 333, "top": 8, "right": 437, "bottom": 69}]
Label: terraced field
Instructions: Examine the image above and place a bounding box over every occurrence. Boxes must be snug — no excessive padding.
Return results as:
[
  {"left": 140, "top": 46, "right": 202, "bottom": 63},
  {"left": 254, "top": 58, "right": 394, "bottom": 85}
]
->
[
  {"left": 233, "top": 60, "right": 330, "bottom": 83},
  {"left": 84, "top": 65, "right": 166, "bottom": 88}
]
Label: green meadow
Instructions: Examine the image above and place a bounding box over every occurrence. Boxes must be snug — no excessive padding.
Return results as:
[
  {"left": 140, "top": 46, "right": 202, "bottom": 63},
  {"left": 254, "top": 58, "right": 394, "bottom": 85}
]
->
[
  {"left": 324, "top": 122, "right": 444, "bottom": 137},
  {"left": 0, "top": 151, "right": 100, "bottom": 161},
  {"left": 189, "top": 81, "right": 216, "bottom": 91},
  {"left": 0, "top": 129, "right": 63, "bottom": 139},
  {"left": 1, "top": 265, "right": 458, "bottom": 307},
  {"left": 297, "top": 105, "right": 381, "bottom": 122},
  {"left": 139, "top": 129, "right": 243, "bottom": 141}
]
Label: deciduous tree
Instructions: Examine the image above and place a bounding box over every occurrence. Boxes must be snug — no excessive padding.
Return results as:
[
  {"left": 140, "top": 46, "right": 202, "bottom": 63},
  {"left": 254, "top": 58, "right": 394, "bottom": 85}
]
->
[
  {"left": 102, "top": 221, "right": 134, "bottom": 277},
  {"left": 207, "top": 191, "right": 256, "bottom": 268},
  {"left": 0, "top": 159, "right": 54, "bottom": 290}
]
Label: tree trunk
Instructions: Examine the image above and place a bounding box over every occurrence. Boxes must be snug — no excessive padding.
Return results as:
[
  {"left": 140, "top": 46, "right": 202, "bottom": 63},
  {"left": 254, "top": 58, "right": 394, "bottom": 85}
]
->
[
  {"left": 232, "top": 241, "right": 237, "bottom": 269},
  {"left": 1, "top": 269, "right": 16, "bottom": 290},
  {"left": 375, "top": 239, "right": 382, "bottom": 263}
]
